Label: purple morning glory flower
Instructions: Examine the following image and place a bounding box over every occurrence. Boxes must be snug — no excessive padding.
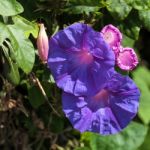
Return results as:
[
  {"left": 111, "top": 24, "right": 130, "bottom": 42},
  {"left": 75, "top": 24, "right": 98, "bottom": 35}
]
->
[
  {"left": 48, "top": 23, "right": 115, "bottom": 96},
  {"left": 62, "top": 72, "right": 140, "bottom": 135}
]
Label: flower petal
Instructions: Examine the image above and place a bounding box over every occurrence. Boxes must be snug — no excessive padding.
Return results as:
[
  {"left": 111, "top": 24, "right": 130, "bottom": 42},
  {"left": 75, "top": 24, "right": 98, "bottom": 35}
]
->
[
  {"left": 101, "top": 24, "right": 122, "bottom": 48},
  {"left": 116, "top": 47, "right": 138, "bottom": 70},
  {"left": 62, "top": 72, "right": 140, "bottom": 135},
  {"left": 48, "top": 23, "right": 115, "bottom": 96}
]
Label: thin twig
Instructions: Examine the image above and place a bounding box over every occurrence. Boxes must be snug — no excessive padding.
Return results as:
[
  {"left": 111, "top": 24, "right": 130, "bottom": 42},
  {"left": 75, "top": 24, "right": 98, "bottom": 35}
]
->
[{"left": 30, "top": 73, "right": 60, "bottom": 116}]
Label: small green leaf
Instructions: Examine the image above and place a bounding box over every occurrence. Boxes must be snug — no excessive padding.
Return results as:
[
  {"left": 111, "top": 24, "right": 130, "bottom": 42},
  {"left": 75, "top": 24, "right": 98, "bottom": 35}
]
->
[
  {"left": 81, "top": 122, "right": 148, "bottom": 150},
  {"left": 12, "top": 15, "right": 39, "bottom": 38},
  {"left": 0, "top": 0, "right": 23, "bottom": 16},
  {"left": 2, "top": 47, "right": 20, "bottom": 85},
  {"left": 106, "top": 0, "right": 132, "bottom": 20},
  {"left": 0, "top": 22, "right": 35, "bottom": 74},
  {"left": 28, "top": 85, "right": 45, "bottom": 108}
]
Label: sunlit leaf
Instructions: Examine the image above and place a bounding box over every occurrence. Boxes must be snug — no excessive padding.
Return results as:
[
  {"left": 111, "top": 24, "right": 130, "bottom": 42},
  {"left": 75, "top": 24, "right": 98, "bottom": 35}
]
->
[
  {"left": 81, "top": 122, "right": 148, "bottom": 150},
  {"left": 133, "top": 67, "right": 150, "bottom": 124},
  {"left": 0, "top": 22, "right": 35, "bottom": 74},
  {"left": 0, "top": 0, "right": 23, "bottom": 16},
  {"left": 106, "top": 0, "right": 132, "bottom": 20},
  {"left": 12, "top": 15, "right": 39, "bottom": 38},
  {"left": 139, "top": 128, "right": 150, "bottom": 150}
]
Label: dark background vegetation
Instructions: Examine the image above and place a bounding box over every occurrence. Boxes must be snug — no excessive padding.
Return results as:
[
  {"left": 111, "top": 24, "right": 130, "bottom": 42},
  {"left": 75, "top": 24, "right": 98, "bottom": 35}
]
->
[{"left": 0, "top": 0, "right": 150, "bottom": 149}]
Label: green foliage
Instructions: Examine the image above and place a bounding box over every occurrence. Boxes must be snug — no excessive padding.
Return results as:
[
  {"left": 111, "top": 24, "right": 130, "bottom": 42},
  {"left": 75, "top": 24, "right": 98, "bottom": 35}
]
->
[
  {"left": 139, "top": 10, "right": 150, "bottom": 31},
  {"left": 132, "top": 0, "right": 150, "bottom": 10},
  {"left": 28, "top": 85, "right": 45, "bottom": 108},
  {"left": 64, "top": 0, "right": 106, "bottom": 15},
  {"left": 0, "top": 0, "right": 23, "bottom": 16},
  {"left": 81, "top": 122, "right": 148, "bottom": 150},
  {"left": 12, "top": 15, "right": 39, "bottom": 38},
  {"left": 139, "top": 128, "right": 150, "bottom": 150},
  {"left": 2, "top": 47, "right": 20, "bottom": 85},
  {"left": 106, "top": 0, "right": 132, "bottom": 20},
  {"left": 133, "top": 67, "right": 150, "bottom": 124}
]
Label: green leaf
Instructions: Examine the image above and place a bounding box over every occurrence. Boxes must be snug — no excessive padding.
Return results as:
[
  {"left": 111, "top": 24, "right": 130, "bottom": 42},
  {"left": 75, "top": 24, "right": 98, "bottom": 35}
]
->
[
  {"left": 139, "top": 10, "right": 150, "bottom": 31},
  {"left": 12, "top": 15, "right": 39, "bottom": 38},
  {"left": 64, "top": 6, "right": 100, "bottom": 15},
  {"left": 81, "top": 122, "right": 148, "bottom": 150},
  {"left": 64, "top": 0, "right": 106, "bottom": 15},
  {"left": 118, "top": 11, "right": 140, "bottom": 40},
  {"left": 28, "top": 85, "right": 45, "bottom": 108},
  {"left": 106, "top": 0, "right": 132, "bottom": 20},
  {"left": 119, "top": 24, "right": 140, "bottom": 40},
  {"left": 133, "top": 66, "right": 150, "bottom": 86},
  {"left": 0, "top": 0, "right": 23, "bottom": 16},
  {"left": 0, "top": 22, "right": 35, "bottom": 74},
  {"left": 122, "top": 34, "right": 135, "bottom": 47},
  {"left": 2, "top": 46, "right": 20, "bottom": 85},
  {"left": 133, "top": 67, "right": 150, "bottom": 124},
  {"left": 132, "top": 0, "right": 150, "bottom": 10},
  {"left": 139, "top": 128, "right": 150, "bottom": 150}
]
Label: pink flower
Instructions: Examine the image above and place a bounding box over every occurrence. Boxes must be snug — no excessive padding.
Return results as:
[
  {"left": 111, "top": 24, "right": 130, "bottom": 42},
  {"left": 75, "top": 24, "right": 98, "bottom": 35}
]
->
[
  {"left": 101, "top": 24, "right": 122, "bottom": 49},
  {"left": 116, "top": 47, "right": 138, "bottom": 71},
  {"left": 37, "top": 23, "right": 49, "bottom": 63},
  {"left": 101, "top": 24, "right": 138, "bottom": 71}
]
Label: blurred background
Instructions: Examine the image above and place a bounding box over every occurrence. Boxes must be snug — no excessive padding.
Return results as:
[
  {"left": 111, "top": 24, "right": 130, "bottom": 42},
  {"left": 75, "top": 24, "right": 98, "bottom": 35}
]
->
[{"left": 0, "top": 0, "right": 150, "bottom": 149}]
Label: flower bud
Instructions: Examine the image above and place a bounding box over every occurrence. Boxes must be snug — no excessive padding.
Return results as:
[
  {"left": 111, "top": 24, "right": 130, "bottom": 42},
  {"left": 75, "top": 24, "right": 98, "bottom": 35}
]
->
[{"left": 37, "top": 23, "right": 49, "bottom": 63}]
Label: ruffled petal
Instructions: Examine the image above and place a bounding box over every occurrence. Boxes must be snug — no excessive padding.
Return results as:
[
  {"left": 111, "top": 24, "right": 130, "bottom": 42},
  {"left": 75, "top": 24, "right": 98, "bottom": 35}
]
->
[
  {"left": 62, "top": 92, "right": 92, "bottom": 132},
  {"left": 48, "top": 23, "right": 115, "bottom": 96},
  {"left": 101, "top": 24, "right": 122, "bottom": 48},
  {"left": 62, "top": 72, "right": 140, "bottom": 135},
  {"left": 116, "top": 47, "right": 139, "bottom": 71}
]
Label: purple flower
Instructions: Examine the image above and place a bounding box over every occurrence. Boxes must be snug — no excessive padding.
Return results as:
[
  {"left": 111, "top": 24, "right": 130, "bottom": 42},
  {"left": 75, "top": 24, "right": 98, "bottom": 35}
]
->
[
  {"left": 62, "top": 72, "right": 140, "bottom": 135},
  {"left": 48, "top": 23, "right": 115, "bottom": 96}
]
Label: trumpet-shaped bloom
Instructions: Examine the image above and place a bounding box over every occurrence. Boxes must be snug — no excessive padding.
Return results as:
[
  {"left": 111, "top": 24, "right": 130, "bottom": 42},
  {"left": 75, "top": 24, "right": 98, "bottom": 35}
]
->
[
  {"left": 62, "top": 72, "right": 140, "bottom": 135},
  {"left": 48, "top": 23, "right": 115, "bottom": 96}
]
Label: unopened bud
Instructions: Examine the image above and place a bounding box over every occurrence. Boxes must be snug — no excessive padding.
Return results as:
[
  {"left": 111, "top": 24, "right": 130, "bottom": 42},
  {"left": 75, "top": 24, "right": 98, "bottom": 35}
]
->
[{"left": 37, "top": 24, "right": 49, "bottom": 63}]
